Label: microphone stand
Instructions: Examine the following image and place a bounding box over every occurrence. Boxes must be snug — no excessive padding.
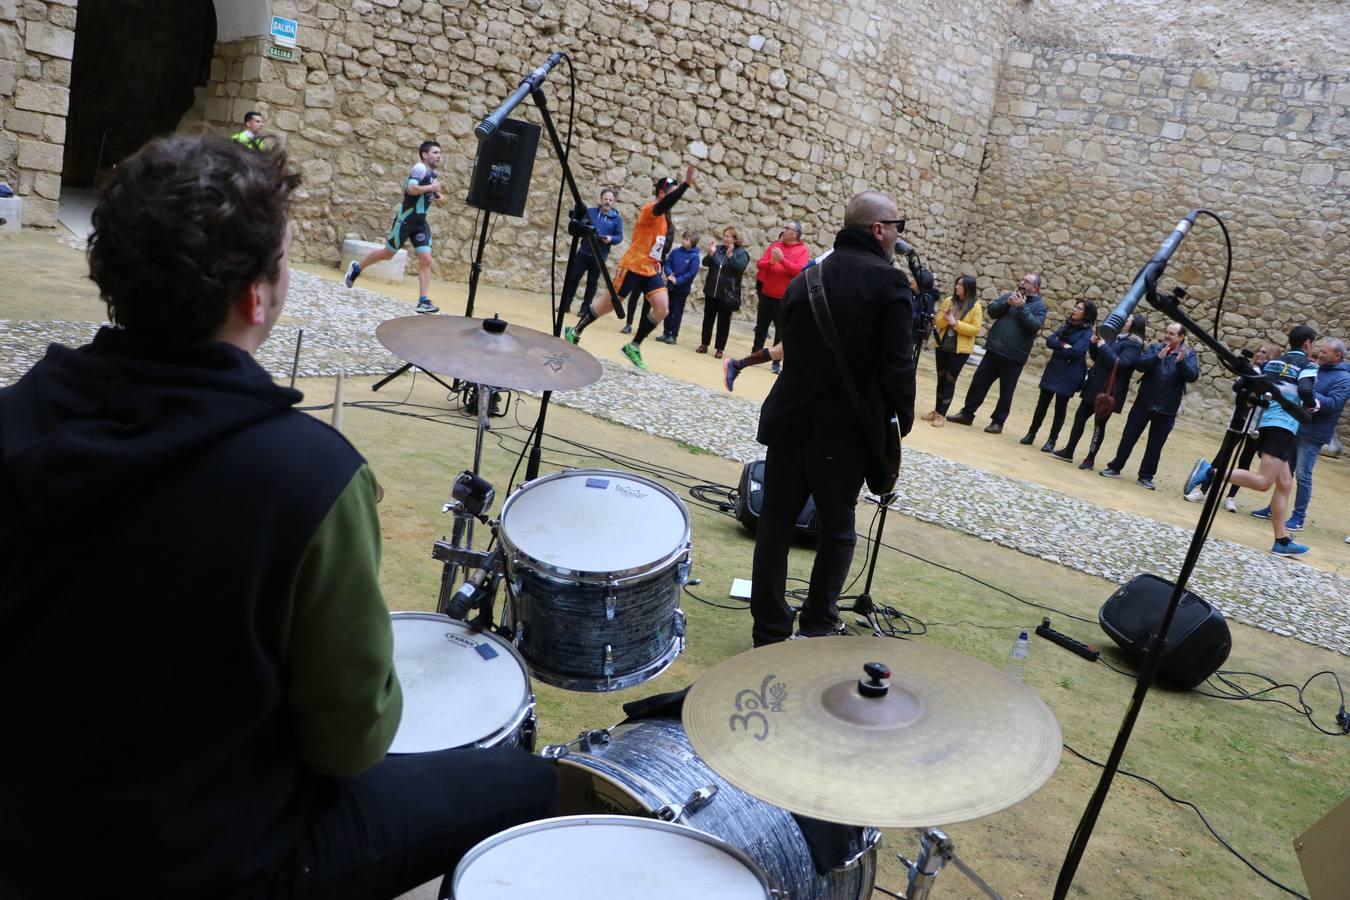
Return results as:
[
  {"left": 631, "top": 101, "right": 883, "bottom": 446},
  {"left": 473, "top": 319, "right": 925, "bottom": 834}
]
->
[
  {"left": 473, "top": 55, "right": 626, "bottom": 482},
  {"left": 1052, "top": 285, "right": 1311, "bottom": 898},
  {"left": 850, "top": 492, "right": 895, "bottom": 637}
]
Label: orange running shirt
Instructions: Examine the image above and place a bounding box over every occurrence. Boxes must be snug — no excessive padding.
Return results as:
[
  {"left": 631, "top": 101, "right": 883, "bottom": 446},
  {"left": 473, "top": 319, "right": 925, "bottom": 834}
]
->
[{"left": 616, "top": 200, "right": 670, "bottom": 277}]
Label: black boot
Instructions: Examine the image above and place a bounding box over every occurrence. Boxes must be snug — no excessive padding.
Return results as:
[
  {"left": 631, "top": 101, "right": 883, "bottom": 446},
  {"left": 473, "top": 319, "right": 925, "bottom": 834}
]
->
[{"left": 1019, "top": 432, "right": 1035, "bottom": 446}]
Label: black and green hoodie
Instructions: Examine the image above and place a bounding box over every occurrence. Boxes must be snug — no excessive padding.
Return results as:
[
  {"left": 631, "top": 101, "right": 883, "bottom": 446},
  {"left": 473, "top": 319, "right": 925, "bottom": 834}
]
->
[{"left": 0, "top": 327, "right": 402, "bottom": 898}]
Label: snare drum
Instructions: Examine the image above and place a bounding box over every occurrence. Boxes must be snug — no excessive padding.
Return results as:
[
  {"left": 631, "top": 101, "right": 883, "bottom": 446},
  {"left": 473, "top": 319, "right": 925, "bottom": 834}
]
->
[
  {"left": 451, "top": 815, "right": 772, "bottom": 899},
  {"left": 543, "top": 718, "right": 879, "bottom": 900},
  {"left": 497, "top": 469, "right": 691, "bottom": 692},
  {"left": 388, "top": 612, "right": 536, "bottom": 753}
]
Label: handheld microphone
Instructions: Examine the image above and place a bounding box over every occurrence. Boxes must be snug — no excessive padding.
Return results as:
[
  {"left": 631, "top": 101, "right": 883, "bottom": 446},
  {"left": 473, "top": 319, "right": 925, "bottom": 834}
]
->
[
  {"left": 475, "top": 52, "right": 565, "bottom": 141},
  {"left": 1098, "top": 211, "right": 1199, "bottom": 341}
]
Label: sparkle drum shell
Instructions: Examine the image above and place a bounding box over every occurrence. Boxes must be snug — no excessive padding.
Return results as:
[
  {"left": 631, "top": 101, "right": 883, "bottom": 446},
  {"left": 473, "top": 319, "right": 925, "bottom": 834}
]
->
[
  {"left": 545, "top": 718, "right": 878, "bottom": 900},
  {"left": 497, "top": 469, "right": 691, "bottom": 692}
]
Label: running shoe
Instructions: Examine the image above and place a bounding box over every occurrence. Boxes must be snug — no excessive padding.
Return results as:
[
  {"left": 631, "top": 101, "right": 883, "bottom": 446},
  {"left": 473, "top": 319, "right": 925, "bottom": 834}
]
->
[
  {"left": 564, "top": 326, "right": 579, "bottom": 345},
  {"left": 1250, "top": 506, "right": 1272, "bottom": 520},
  {"left": 344, "top": 261, "right": 361, "bottom": 288},
  {"left": 1271, "top": 540, "right": 1309, "bottom": 557},
  {"left": 622, "top": 342, "right": 646, "bottom": 370},
  {"left": 415, "top": 298, "right": 439, "bottom": 314},
  {"left": 723, "top": 358, "right": 742, "bottom": 392},
  {"left": 1184, "top": 459, "right": 1212, "bottom": 496}
]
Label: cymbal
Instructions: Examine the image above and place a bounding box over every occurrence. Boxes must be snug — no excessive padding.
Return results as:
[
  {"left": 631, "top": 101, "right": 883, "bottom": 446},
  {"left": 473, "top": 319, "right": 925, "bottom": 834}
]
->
[
  {"left": 683, "top": 638, "right": 1062, "bottom": 827},
  {"left": 376, "top": 315, "right": 603, "bottom": 392}
]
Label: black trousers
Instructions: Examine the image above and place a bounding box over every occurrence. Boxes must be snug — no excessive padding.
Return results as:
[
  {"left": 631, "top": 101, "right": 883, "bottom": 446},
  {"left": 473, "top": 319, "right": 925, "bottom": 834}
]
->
[
  {"left": 1106, "top": 404, "right": 1176, "bottom": 479},
  {"left": 751, "top": 442, "right": 865, "bottom": 647},
  {"left": 753, "top": 294, "right": 783, "bottom": 351},
  {"left": 664, "top": 289, "right": 690, "bottom": 338},
  {"left": 258, "top": 748, "right": 557, "bottom": 900},
  {"left": 559, "top": 252, "right": 603, "bottom": 316},
  {"left": 1027, "top": 388, "right": 1072, "bottom": 440},
  {"left": 957, "top": 351, "right": 1024, "bottom": 425},
  {"left": 1061, "top": 397, "right": 1114, "bottom": 461},
  {"left": 700, "top": 299, "right": 733, "bottom": 351},
  {"left": 933, "top": 349, "right": 969, "bottom": 414}
]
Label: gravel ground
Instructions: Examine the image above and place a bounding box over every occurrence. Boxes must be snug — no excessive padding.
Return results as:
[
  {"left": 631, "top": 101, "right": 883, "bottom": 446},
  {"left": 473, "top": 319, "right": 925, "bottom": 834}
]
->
[{"left": 4, "top": 270, "right": 1346, "bottom": 655}]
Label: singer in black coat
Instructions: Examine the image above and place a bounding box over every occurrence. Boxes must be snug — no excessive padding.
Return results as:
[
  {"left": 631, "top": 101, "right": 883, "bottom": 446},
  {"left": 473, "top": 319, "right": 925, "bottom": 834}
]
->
[{"left": 751, "top": 201, "right": 915, "bottom": 647}]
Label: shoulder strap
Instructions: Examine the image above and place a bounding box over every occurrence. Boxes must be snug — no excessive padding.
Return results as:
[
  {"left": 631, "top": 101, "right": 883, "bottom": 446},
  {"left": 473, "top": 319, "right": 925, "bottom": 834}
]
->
[{"left": 804, "top": 262, "right": 868, "bottom": 423}]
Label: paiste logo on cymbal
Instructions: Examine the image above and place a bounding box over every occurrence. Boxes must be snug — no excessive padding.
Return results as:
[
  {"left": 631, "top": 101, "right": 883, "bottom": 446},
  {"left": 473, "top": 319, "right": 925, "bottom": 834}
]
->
[{"left": 726, "top": 674, "right": 788, "bottom": 741}]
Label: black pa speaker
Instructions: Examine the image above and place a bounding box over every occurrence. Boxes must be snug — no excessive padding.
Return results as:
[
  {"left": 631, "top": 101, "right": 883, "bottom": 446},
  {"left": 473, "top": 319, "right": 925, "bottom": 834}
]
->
[
  {"left": 736, "top": 459, "right": 818, "bottom": 541},
  {"left": 1099, "top": 573, "right": 1232, "bottom": 688},
  {"left": 466, "top": 116, "right": 540, "bottom": 217}
]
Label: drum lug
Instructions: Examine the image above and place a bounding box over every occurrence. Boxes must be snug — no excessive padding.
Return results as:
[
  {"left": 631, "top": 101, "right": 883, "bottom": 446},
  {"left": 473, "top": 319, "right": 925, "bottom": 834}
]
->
[
  {"left": 603, "top": 643, "right": 614, "bottom": 681},
  {"left": 673, "top": 608, "right": 686, "bottom": 640},
  {"left": 539, "top": 743, "right": 569, "bottom": 760},
  {"left": 675, "top": 559, "right": 691, "bottom": 584},
  {"left": 520, "top": 711, "right": 538, "bottom": 754},
  {"left": 604, "top": 589, "right": 617, "bottom": 621},
  {"left": 577, "top": 728, "right": 610, "bottom": 753},
  {"left": 838, "top": 826, "right": 882, "bottom": 870},
  {"left": 656, "top": 785, "right": 718, "bottom": 824}
]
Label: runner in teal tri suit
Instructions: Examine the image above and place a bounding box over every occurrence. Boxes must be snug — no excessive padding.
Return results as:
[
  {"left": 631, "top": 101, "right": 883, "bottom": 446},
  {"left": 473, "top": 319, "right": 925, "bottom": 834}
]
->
[{"left": 344, "top": 140, "right": 442, "bottom": 314}]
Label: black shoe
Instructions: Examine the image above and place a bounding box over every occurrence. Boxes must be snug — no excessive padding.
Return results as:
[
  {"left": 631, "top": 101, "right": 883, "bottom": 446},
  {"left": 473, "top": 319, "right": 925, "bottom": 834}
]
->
[
  {"left": 1137, "top": 476, "right": 1156, "bottom": 490},
  {"left": 1019, "top": 433, "right": 1035, "bottom": 445},
  {"left": 984, "top": 422, "right": 1003, "bottom": 435},
  {"left": 770, "top": 361, "right": 781, "bottom": 374},
  {"left": 1052, "top": 449, "right": 1074, "bottom": 462},
  {"left": 620, "top": 324, "right": 633, "bottom": 335},
  {"left": 1100, "top": 467, "right": 1121, "bottom": 478},
  {"left": 946, "top": 411, "right": 975, "bottom": 426},
  {"left": 1040, "top": 440, "right": 1056, "bottom": 453},
  {"left": 1079, "top": 458, "right": 1095, "bottom": 471}
]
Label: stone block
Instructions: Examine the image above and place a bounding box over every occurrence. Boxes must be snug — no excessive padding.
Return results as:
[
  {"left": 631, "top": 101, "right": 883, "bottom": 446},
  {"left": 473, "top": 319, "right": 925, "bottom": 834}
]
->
[
  {"left": 340, "top": 239, "right": 407, "bottom": 283},
  {"left": 17, "top": 137, "right": 61, "bottom": 172},
  {"left": 0, "top": 0, "right": 16, "bottom": 22},
  {"left": 5, "top": 106, "right": 41, "bottom": 134},
  {"left": 13, "top": 78, "right": 67, "bottom": 114},
  {"left": 24, "top": 21, "right": 74, "bottom": 59}
]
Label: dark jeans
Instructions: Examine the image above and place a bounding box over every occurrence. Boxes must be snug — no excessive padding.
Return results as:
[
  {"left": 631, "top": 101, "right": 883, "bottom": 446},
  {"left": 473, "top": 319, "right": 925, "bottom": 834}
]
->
[
  {"left": 1027, "top": 388, "right": 1071, "bottom": 440},
  {"left": 753, "top": 294, "right": 783, "bottom": 352},
  {"left": 1106, "top": 404, "right": 1176, "bottom": 479},
  {"left": 933, "top": 349, "right": 969, "bottom": 414},
  {"left": 560, "top": 252, "right": 602, "bottom": 316},
  {"left": 751, "top": 442, "right": 865, "bottom": 647},
  {"left": 700, "top": 298, "right": 733, "bottom": 351},
  {"left": 259, "top": 749, "right": 557, "bottom": 900},
  {"left": 664, "top": 289, "right": 690, "bottom": 339},
  {"left": 958, "top": 351, "right": 1025, "bottom": 425}
]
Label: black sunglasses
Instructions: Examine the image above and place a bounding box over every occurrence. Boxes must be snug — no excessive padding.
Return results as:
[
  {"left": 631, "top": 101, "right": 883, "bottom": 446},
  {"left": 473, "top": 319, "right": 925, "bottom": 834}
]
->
[{"left": 876, "top": 219, "right": 906, "bottom": 232}]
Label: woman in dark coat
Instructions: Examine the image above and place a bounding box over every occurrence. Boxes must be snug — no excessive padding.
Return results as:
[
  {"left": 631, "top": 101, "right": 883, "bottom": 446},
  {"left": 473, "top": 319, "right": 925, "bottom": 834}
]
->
[
  {"left": 1021, "top": 299, "right": 1097, "bottom": 450},
  {"left": 696, "top": 226, "right": 750, "bottom": 359},
  {"left": 1051, "top": 311, "right": 1148, "bottom": 469}
]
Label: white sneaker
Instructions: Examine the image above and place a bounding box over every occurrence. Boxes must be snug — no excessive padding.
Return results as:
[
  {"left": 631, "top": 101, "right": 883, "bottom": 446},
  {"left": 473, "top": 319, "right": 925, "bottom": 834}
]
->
[
  {"left": 1184, "top": 487, "right": 1206, "bottom": 503},
  {"left": 1223, "top": 497, "right": 1237, "bottom": 513}
]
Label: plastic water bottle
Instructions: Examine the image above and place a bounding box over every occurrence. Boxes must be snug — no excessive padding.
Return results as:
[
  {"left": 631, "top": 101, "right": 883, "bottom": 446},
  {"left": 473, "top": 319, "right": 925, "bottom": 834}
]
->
[{"left": 1006, "top": 630, "right": 1030, "bottom": 681}]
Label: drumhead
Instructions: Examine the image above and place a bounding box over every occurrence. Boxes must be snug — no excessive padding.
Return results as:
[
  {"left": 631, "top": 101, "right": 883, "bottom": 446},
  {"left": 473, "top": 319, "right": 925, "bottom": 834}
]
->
[
  {"left": 389, "top": 612, "right": 530, "bottom": 753},
  {"left": 499, "top": 469, "right": 689, "bottom": 576},
  {"left": 452, "top": 816, "right": 770, "bottom": 898}
]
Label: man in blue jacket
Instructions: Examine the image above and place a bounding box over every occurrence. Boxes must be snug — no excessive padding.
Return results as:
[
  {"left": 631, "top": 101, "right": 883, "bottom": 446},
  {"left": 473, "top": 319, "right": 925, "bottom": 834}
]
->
[
  {"left": 946, "top": 272, "right": 1048, "bottom": 434},
  {"left": 1249, "top": 336, "right": 1348, "bottom": 532},
  {"left": 1101, "top": 321, "right": 1200, "bottom": 489},
  {"left": 560, "top": 188, "right": 624, "bottom": 319}
]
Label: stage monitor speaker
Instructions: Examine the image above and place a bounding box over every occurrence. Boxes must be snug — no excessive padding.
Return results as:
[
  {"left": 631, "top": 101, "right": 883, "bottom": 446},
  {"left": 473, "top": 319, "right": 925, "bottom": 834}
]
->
[
  {"left": 466, "top": 116, "right": 540, "bottom": 217},
  {"left": 1098, "top": 573, "right": 1231, "bottom": 689},
  {"left": 736, "top": 459, "right": 817, "bottom": 541}
]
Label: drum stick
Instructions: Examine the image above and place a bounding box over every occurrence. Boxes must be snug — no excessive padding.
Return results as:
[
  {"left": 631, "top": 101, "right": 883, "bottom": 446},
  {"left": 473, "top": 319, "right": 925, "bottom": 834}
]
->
[{"left": 331, "top": 369, "right": 345, "bottom": 432}]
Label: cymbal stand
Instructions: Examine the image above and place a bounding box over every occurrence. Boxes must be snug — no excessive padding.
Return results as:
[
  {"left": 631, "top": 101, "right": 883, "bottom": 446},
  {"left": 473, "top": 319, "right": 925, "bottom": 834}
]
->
[
  {"left": 898, "top": 828, "right": 1002, "bottom": 900},
  {"left": 432, "top": 384, "right": 496, "bottom": 616}
]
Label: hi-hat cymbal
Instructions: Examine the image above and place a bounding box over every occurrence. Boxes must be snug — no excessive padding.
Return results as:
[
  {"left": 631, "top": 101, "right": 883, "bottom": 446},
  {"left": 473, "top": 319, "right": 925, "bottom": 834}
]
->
[
  {"left": 377, "top": 315, "right": 603, "bottom": 392},
  {"left": 683, "top": 638, "right": 1061, "bottom": 827}
]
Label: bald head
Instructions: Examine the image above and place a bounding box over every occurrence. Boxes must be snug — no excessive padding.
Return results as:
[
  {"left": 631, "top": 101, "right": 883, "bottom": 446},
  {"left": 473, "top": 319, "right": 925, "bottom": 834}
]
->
[{"left": 843, "top": 191, "right": 899, "bottom": 229}]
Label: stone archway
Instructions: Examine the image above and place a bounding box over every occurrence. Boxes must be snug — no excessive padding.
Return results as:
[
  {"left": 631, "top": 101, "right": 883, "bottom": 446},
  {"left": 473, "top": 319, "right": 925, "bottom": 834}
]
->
[{"left": 213, "top": 0, "right": 273, "bottom": 42}]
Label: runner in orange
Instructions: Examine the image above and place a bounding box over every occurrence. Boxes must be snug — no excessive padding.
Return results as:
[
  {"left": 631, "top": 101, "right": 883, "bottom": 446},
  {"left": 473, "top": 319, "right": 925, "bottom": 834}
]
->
[{"left": 564, "top": 163, "right": 697, "bottom": 369}]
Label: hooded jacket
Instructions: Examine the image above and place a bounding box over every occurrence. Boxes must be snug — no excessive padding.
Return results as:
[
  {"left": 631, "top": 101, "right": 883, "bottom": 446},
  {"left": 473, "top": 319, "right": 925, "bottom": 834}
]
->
[
  {"left": 0, "top": 327, "right": 401, "bottom": 898},
  {"left": 1299, "top": 360, "right": 1350, "bottom": 446}
]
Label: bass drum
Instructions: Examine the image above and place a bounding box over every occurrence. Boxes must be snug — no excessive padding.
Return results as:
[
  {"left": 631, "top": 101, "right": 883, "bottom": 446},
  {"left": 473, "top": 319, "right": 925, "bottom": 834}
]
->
[
  {"left": 544, "top": 718, "right": 878, "bottom": 900},
  {"left": 388, "top": 612, "right": 536, "bottom": 753}
]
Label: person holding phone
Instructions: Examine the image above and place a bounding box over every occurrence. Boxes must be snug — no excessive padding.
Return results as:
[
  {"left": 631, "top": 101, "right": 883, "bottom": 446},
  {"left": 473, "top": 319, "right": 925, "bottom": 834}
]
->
[{"left": 1100, "top": 321, "right": 1200, "bottom": 489}]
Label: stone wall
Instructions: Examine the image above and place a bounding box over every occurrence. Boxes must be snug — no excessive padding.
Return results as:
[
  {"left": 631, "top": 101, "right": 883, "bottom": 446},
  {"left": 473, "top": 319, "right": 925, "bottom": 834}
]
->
[
  {"left": 180, "top": 0, "right": 1019, "bottom": 305},
  {"left": 964, "top": 35, "right": 1348, "bottom": 431},
  {"left": 0, "top": 0, "right": 77, "bottom": 227}
]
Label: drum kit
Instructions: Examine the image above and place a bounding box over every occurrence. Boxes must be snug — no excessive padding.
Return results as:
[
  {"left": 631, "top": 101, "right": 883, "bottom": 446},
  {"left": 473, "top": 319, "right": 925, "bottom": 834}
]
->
[{"left": 375, "top": 314, "right": 1065, "bottom": 899}]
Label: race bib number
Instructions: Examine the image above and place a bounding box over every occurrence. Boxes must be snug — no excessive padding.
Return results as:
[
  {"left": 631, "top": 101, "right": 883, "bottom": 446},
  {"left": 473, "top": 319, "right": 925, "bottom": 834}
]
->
[{"left": 648, "top": 234, "right": 666, "bottom": 262}]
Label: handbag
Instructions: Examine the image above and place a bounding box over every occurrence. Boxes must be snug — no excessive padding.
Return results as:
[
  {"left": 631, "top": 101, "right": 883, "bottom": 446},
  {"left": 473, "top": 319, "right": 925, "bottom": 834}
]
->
[
  {"left": 1093, "top": 361, "right": 1120, "bottom": 422},
  {"left": 803, "top": 263, "right": 901, "bottom": 496}
]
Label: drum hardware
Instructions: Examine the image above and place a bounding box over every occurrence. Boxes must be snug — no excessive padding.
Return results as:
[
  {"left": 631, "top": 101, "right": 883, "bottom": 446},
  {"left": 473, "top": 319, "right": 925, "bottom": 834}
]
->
[
  {"left": 897, "top": 828, "right": 1001, "bottom": 900},
  {"left": 654, "top": 785, "right": 719, "bottom": 824}
]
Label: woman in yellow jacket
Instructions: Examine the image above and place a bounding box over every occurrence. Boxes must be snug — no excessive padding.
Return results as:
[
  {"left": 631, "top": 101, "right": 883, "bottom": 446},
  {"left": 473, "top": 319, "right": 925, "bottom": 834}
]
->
[{"left": 922, "top": 274, "right": 983, "bottom": 426}]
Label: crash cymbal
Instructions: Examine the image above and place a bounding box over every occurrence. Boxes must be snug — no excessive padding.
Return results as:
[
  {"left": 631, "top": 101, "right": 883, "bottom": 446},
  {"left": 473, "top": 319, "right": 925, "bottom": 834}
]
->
[
  {"left": 683, "top": 638, "right": 1061, "bottom": 827},
  {"left": 377, "top": 315, "right": 603, "bottom": 392}
]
